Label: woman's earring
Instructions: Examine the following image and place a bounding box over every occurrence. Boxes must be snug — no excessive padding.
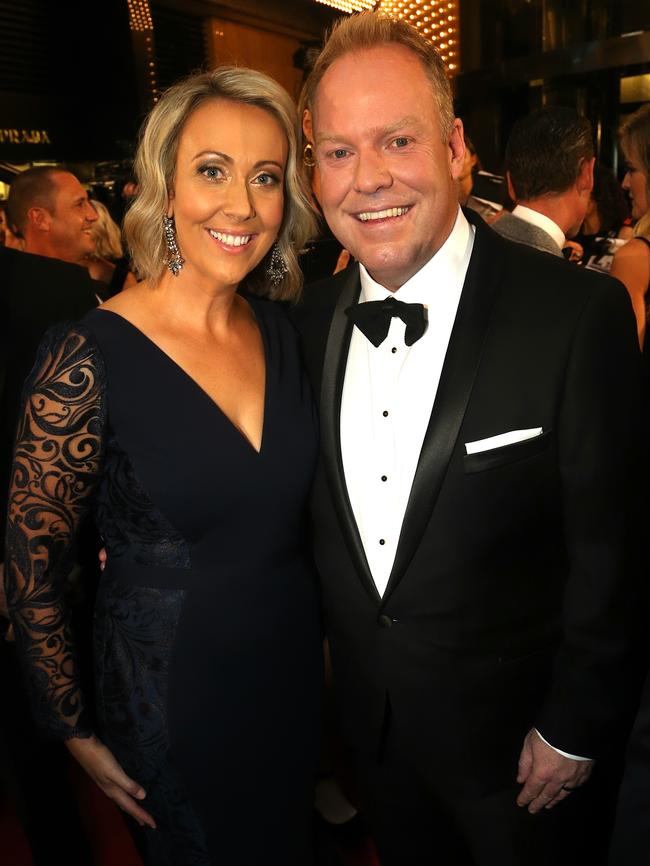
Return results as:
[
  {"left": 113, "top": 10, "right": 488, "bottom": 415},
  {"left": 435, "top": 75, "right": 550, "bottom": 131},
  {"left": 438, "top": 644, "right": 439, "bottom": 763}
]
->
[
  {"left": 267, "top": 243, "right": 288, "bottom": 286},
  {"left": 303, "top": 142, "right": 316, "bottom": 167},
  {"left": 163, "top": 215, "right": 184, "bottom": 276}
]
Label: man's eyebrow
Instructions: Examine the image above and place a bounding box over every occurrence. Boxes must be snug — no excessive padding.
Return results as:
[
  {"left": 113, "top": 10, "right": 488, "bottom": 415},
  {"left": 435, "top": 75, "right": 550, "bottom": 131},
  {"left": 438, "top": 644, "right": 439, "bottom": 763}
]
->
[{"left": 315, "top": 116, "right": 423, "bottom": 144}]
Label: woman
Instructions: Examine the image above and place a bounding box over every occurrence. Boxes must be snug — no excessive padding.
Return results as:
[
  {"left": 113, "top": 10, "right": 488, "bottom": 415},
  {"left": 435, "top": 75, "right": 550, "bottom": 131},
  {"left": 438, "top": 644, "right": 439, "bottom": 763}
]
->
[
  {"left": 610, "top": 103, "right": 650, "bottom": 349},
  {"left": 574, "top": 163, "right": 630, "bottom": 272},
  {"left": 85, "top": 199, "right": 137, "bottom": 294},
  {"left": 4, "top": 67, "right": 321, "bottom": 865}
]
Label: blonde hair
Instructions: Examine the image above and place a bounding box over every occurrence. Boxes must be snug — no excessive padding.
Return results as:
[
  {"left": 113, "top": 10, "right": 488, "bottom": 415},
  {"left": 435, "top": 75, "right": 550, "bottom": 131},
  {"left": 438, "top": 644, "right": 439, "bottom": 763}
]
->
[
  {"left": 124, "top": 66, "right": 317, "bottom": 301},
  {"left": 620, "top": 103, "right": 650, "bottom": 239},
  {"left": 90, "top": 200, "right": 123, "bottom": 259},
  {"left": 300, "top": 11, "right": 455, "bottom": 143}
]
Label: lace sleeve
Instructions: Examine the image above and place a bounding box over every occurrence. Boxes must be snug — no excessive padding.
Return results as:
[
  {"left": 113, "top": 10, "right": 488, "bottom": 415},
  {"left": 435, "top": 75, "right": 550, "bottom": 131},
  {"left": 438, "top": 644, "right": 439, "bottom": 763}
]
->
[{"left": 3, "top": 325, "right": 106, "bottom": 739}]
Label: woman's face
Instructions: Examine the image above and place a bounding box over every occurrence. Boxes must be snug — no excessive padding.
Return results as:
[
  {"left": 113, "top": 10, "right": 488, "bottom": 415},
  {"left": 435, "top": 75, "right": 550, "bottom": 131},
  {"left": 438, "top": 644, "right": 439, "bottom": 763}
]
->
[
  {"left": 622, "top": 140, "right": 649, "bottom": 220},
  {"left": 170, "top": 98, "right": 288, "bottom": 291}
]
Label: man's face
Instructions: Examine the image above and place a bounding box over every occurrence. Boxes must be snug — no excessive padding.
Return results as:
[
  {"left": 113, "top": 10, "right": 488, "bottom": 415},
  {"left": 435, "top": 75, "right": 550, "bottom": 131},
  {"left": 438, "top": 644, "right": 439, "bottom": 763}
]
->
[
  {"left": 47, "top": 172, "right": 98, "bottom": 263},
  {"left": 308, "top": 45, "right": 465, "bottom": 291}
]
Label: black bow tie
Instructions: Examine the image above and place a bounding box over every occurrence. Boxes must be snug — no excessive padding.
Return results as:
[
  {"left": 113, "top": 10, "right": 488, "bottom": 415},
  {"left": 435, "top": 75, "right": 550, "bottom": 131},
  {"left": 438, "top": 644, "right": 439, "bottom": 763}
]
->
[{"left": 345, "top": 297, "right": 428, "bottom": 347}]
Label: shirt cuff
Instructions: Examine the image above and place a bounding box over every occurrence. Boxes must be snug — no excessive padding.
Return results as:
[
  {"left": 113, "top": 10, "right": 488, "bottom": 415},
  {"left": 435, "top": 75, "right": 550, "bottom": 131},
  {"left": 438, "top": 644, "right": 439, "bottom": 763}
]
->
[{"left": 534, "top": 728, "right": 592, "bottom": 761}]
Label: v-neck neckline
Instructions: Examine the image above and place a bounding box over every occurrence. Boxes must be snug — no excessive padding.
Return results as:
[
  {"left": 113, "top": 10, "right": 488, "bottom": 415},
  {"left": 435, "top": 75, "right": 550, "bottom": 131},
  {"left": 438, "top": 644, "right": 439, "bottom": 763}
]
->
[{"left": 95, "top": 302, "right": 269, "bottom": 455}]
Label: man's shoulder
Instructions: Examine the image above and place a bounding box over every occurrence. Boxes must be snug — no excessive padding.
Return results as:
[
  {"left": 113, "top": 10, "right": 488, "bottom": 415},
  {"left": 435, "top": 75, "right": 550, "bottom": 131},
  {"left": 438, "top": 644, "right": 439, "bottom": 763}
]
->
[
  {"left": 491, "top": 212, "right": 558, "bottom": 254},
  {"left": 2, "top": 249, "right": 100, "bottom": 327},
  {"left": 291, "top": 267, "right": 357, "bottom": 331}
]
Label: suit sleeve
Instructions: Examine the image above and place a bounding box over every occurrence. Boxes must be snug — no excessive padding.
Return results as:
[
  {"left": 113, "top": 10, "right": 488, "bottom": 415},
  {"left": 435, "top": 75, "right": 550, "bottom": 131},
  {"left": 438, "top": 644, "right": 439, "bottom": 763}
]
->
[{"left": 535, "top": 280, "right": 645, "bottom": 757}]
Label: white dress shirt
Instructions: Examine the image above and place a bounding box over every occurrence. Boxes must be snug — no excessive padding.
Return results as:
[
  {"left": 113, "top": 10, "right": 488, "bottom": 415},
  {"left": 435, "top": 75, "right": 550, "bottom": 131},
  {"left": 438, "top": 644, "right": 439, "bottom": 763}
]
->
[
  {"left": 512, "top": 204, "right": 565, "bottom": 251},
  {"left": 340, "top": 207, "right": 474, "bottom": 597}
]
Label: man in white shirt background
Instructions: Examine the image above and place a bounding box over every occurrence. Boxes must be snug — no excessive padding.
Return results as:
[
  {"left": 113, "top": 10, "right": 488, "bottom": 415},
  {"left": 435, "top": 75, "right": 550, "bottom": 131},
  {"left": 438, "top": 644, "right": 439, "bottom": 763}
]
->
[
  {"left": 293, "top": 11, "right": 642, "bottom": 866},
  {"left": 491, "top": 106, "right": 595, "bottom": 259}
]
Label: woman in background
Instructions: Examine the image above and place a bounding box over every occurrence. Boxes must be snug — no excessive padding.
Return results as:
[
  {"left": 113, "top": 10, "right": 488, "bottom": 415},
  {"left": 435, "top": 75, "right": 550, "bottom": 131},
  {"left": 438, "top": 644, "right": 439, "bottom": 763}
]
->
[
  {"left": 85, "top": 199, "right": 136, "bottom": 294},
  {"left": 610, "top": 104, "right": 650, "bottom": 349}
]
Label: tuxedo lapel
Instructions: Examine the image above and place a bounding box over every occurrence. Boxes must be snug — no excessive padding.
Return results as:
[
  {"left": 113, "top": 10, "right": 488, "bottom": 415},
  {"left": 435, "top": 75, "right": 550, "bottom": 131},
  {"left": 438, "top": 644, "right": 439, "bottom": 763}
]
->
[
  {"left": 320, "top": 266, "right": 381, "bottom": 604},
  {"left": 382, "top": 214, "right": 505, "bottom": 603}
]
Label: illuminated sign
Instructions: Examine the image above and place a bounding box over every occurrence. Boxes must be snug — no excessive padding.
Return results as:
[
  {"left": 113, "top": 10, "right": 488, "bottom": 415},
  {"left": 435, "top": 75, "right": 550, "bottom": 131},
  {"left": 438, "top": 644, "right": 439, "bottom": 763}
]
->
[{"left": 0, "top": 129, "right": 52, "bottom": 145}]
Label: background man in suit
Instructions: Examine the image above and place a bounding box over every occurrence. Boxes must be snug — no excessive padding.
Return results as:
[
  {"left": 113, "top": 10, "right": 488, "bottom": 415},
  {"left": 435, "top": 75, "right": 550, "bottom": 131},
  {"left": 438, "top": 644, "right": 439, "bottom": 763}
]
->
[
  {"left": 491, "top": 107, "right": 595, "bottom": 258},
  {"left": 0, "top": 167, "right": 101, "bottom": 866},
  {"left": 293, "top": 12, "right": 641, "bottom": 865}
]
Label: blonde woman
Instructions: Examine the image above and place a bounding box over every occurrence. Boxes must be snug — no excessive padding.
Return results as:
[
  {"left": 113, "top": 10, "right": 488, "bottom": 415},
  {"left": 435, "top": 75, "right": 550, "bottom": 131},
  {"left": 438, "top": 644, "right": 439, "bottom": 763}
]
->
[
  {"left": 4, "top": 67, "right": 321, "bottom": 865},
  {"left": 85, "top": 199, "right": 136, "bottom": 292},
  {"left": 610, "top": 104, "right": 650, "bottom": 349}
]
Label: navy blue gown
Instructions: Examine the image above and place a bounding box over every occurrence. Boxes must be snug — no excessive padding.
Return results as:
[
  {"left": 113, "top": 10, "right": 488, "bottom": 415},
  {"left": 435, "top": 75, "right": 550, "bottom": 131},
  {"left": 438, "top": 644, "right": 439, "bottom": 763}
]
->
[{"left": 5, "top": 297, "right": 323, "bottom": 865}]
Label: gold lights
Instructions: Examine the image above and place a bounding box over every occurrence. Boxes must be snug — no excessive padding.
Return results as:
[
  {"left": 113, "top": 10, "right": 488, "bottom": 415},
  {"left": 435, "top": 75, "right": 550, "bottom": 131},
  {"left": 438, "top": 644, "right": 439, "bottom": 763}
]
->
[
  {"left": 127, "top": 0, "right": 154, "bottom": 31},
  {"left": 127, "top": 0, "right": 159, "bottom": 103},
  {"left": 315, "top": 0, "right": 376, "bottom": 13},
  {"left": 317, "top": 0, "right": 460, "bottom": 75},
  {"left": 377, "top": 0, "right": 459, "bottom": 72}
]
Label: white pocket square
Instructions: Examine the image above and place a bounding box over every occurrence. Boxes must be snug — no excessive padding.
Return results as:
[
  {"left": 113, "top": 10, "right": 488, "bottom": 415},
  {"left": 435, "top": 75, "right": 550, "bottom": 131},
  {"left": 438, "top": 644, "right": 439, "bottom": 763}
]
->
[{"left": 465, "top": 428, "right": 543, "bottom": 455}]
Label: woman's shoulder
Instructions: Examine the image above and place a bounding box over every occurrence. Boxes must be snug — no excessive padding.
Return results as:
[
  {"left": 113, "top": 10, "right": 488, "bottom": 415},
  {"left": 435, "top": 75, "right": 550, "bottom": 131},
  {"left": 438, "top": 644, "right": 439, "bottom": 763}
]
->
[{"left": 614, "top": 236, "right": 650, "bottom": 261}]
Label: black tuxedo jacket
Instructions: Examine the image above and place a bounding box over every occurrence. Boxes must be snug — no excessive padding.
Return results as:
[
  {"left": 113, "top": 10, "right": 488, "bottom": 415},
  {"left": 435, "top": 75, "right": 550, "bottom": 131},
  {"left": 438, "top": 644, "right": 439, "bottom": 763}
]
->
[{"left": 291, "top": 210, "right": 643, "bottom": 790}]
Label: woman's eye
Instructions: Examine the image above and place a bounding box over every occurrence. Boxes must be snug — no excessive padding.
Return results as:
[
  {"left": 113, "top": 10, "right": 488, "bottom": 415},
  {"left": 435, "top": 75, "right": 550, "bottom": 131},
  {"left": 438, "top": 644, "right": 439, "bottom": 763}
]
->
[
  {"left": 254, "top": 172, "right": 280, "bottom": 186},
  {"left": 199, "top": 165, "right": 223, "bottom": 180},
  {"left": 331, "top": 148, "right": 348, "bottom": 160}
]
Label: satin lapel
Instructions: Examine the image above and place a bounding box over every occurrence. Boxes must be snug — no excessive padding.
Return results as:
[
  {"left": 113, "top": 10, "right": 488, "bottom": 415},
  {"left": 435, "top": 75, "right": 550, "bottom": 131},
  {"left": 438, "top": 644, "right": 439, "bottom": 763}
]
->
[
  {"left": 382, "top": 213, "right": 505, "bottom": 603},
  {"left": 320, "top": 266, "right": 381, "bottom": 604}
]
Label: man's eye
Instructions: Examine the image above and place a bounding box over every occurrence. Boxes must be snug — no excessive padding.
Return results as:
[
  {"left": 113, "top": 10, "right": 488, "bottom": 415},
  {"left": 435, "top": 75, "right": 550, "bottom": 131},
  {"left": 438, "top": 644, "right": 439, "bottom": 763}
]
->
[{"left": 392, "top": 137, "right": 410, "bottom": 148}]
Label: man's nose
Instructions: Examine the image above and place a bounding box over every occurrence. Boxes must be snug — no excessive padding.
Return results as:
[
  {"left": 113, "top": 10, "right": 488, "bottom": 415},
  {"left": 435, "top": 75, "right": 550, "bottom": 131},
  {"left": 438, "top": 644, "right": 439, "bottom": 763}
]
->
[
  {"left": 223, "top": 178, "right": 256, "bottom": 221},
  {"left": 85, "top": 202, "right": 99, "bottom": 222},
  {"left": 353, "top": 149, "right": 393, "bottom": 195}
]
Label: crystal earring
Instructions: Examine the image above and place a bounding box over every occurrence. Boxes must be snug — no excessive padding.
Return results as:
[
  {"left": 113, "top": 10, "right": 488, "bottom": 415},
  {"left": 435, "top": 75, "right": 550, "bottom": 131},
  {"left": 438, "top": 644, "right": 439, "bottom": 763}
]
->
[
  {"left": 267, "top": 243, "right": 288, "bottom": 287},
  {"left": 163, "top": 215, "right": 184, "bottom": 276}
]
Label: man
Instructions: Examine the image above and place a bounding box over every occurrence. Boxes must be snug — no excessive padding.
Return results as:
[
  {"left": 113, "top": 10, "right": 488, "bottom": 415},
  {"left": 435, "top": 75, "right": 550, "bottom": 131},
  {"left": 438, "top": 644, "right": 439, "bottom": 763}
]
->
[
  {"left": 0, "top": 167, "right": 101, "bottom": 866},
  {"left": 6, "top": 165, "right": 98, "bottom": 264},
  {"left": 491, "top": 107, "right": 595, "bottom": 257},
  {"left": 1, "top": 167, "right": 103, "bottom": 551},
  {"left": 292, "top": 12, "right": 641, "bottom": 865}
]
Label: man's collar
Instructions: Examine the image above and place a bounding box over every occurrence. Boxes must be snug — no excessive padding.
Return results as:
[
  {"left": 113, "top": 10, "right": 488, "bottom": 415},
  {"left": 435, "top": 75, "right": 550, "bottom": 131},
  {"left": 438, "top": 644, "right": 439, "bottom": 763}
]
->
[
  {"left": 512, "top": 204, "right": 565, "bottom": 251},
  {"left": 359, "top": 207, "right": 473, "bottom": 303}
]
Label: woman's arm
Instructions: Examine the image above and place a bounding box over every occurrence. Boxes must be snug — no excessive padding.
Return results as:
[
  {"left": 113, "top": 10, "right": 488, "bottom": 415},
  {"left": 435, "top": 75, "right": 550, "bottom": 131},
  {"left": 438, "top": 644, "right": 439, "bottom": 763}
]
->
[
  {"left": 610, "top": 238, "right": 650, "bottom": 349},
  {"left": 4, "top": 325, "right": 155, "bottom": 828}
]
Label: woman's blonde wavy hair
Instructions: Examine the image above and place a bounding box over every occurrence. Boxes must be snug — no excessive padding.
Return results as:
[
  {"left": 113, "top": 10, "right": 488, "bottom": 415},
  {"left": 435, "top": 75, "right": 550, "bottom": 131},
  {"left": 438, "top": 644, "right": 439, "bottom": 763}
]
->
[
  {"left": 124, "top": 66, "right": 318, "bottom": 301},
  {"left": 620, "top": 103, "right": 650, "bottom": 239}
]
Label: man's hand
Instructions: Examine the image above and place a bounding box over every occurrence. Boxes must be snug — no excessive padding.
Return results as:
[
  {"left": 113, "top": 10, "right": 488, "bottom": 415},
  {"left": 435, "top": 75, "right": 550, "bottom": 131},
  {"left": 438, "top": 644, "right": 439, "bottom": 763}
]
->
[
  {"left": 0, "top": 563, "right": 15, "bottom": 642},
  {"left": 516, "top": 728, "right": 593, "bottom": 814}
]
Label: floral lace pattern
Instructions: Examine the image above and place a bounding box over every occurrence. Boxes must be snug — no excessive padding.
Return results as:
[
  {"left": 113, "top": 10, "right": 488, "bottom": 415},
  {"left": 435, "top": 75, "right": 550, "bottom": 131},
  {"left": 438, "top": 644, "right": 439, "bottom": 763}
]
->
[{"left": 4, "top": 326, "right": 105, "bottom": 738}]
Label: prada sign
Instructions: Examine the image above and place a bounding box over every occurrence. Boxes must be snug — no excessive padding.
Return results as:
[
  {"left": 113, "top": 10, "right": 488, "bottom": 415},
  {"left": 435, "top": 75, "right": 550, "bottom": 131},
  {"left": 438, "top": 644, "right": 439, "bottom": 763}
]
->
[{"left": 0, "top": 128, "right": 52, "bottom": 145}]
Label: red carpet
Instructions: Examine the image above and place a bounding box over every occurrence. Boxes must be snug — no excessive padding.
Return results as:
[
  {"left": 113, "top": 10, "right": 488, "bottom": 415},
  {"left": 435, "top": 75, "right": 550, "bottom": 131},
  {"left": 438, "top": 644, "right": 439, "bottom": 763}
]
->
[{"left": 2, "top": 757, "right": 379, "bottom": 866}]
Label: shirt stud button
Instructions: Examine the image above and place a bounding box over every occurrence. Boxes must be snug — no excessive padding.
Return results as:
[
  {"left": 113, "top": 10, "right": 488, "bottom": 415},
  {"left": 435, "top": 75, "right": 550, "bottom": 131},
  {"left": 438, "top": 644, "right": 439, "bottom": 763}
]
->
[
  {"left": 382, "top": 410, "right": 389, "bottom": 417},
  {"left": 381, "top": 475, "right": 387, "bottom": 482},
  {"left": 379, "top": 538, "right": 385, "bottom": 545},
  {"left": 391, "top": 347, "right": 397, "bottom": 354}
]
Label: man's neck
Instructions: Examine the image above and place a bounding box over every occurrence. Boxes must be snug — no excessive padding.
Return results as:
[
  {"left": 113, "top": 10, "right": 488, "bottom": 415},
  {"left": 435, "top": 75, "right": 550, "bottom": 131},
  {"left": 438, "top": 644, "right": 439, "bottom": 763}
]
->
[
  {"left": 24, "top": 239, "right": 80, "bottom": 266},
  {"left": 516, "top": 195, "right": 576, "bottom": 239}
]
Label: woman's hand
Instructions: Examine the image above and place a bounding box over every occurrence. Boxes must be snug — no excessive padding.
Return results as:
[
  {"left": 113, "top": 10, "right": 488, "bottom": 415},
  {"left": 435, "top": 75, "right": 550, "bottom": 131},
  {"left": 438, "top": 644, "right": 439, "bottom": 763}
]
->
[{"left": 66, "top": 734, "right": 157, "bottom": 828}]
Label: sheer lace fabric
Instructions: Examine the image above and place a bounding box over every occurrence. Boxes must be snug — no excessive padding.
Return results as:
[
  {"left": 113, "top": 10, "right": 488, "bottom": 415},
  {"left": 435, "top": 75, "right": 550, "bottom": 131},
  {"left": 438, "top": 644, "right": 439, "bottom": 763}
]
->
[{"left": 4, "top": 326, "right": 105, "bottom": 738}]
